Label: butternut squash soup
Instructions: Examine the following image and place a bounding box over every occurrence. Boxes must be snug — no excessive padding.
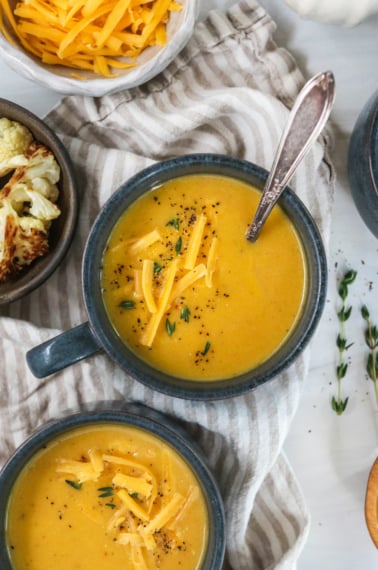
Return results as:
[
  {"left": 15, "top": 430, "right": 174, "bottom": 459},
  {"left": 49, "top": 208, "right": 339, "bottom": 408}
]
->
[
  {"left": 101, "top": 174, "right": 307, "bottom": 381},
  {"left": 6, "top": 424, "right": 208, "bottom": 570}
]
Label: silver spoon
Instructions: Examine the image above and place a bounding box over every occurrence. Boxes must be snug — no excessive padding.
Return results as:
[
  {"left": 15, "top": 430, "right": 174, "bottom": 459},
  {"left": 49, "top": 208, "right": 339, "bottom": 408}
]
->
[{"left": 246, "top": 70, "right": 335, "bottom": 242}]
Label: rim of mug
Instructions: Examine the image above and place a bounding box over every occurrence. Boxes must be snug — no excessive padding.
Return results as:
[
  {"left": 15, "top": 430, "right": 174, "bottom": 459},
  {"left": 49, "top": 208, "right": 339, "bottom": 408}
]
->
[{"left": 82, "top": 154, "right": 328, "bottom": 400}]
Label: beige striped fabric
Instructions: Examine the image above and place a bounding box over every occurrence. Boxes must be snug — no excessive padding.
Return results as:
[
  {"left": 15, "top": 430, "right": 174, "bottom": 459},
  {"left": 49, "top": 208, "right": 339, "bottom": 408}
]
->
[{"left": 0, "top": 1, "right": 334, "bottom": 568}]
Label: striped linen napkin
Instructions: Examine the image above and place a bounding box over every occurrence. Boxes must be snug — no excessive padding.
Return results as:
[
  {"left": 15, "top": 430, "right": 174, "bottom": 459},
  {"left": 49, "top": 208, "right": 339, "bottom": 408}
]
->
[{"left": 0, "top": 0, "right": 334, "bottom": 568}]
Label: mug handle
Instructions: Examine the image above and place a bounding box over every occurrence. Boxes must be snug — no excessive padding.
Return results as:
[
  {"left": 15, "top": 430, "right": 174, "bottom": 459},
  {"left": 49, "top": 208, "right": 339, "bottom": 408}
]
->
[{"left": 26, "top": 322, "right": 102, "bottom": 378}]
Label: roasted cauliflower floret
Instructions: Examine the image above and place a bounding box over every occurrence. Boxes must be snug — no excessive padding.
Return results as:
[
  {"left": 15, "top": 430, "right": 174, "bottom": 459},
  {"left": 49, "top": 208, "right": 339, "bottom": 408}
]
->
[
  {"left": 0, "top": 139, "right": 61, "bottom": 282},
  {"left": 22, "top": 142, "right": 60, "bottom": 201},
  {"left": 0, "top": 117, "right": 33, "bottom": 177},
  {"left": 0, "top": 200, "right": 49, "bottom": 281},
  {"left": 10, "top": 184, "right": 61, "bottom": 222}
]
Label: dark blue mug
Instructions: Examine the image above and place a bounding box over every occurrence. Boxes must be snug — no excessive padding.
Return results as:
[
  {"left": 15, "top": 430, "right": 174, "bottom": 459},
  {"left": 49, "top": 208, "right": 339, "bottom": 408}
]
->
[
  {"left": 348, "top": 89, "right": 378, "bottom": 238},
  {"left": 26, "top": 154, "right": 327, "bottom": 400}
]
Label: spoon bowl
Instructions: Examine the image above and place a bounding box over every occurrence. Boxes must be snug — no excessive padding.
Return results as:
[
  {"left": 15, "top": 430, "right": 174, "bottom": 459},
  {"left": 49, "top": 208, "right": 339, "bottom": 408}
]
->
[{"left": 246, "top": 70, "right": 335, "bottom": 242}]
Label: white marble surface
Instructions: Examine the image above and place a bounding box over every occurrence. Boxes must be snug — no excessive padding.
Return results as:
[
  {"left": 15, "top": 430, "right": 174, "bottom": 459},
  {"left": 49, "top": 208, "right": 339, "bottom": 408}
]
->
[{"left": 1, "top": 1, "right": 378, "bottom": 568}]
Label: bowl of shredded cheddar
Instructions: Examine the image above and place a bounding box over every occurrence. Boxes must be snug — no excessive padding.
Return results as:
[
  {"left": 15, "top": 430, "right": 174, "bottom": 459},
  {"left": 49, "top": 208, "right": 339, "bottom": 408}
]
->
[
  {"left": 0, "top": 0, "right": 198, "bottom": 96},
  {"left": 0, "top": 402, "right": 225, "bottom": 570}
]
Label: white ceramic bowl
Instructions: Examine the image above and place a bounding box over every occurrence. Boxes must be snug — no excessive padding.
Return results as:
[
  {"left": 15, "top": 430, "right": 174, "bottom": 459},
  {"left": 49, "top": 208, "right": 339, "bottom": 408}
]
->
[{"left": 0, "top": 0, "right": 198, "bottom": 97}]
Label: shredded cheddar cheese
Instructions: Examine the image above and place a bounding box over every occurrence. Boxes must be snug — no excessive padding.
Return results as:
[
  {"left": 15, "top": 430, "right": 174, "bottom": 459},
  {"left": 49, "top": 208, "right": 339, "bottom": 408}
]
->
[
  {"left": 113, "top": 472, "right": 153, "bottom": 498},
  {"left": 183, "top": 213, "right": 207, "bottom": 270},
  {"left": 206, "top": 236, "right": 218, "bottom": 288},
  {"left": 169, "top": 263, "right": 207, "bottom": 304},
  {"left": 0, "top": 0, "right": 182, "bottom": 77},
  {"left": 112, "top": 207, "right": 218, "bottom": 350},
  {"left": 102, "top": 196, "right": 221, "bottom": 358},
  {"left": 56, "top": 459, "right": 100, "bottom": 482},
  {"left": 141, "top": 259, "right": 157, "bottom": 313},
  {"left": 134, "top": 269, "right": 143, "bottom": 298},
  {"left": 142, "top": 492, "right": 185, "bottom": 534},
  {"left": 117, "top": 532, "right": 145, "bottom": 546},
  {"left": 117, "top": 488, "right": 149, "bottom": 522},
  {"left": 129, "top": 228, "right": 161, "bottom": 255},
  {"left": 56, "top": 439, "right": 202, "bottom": 569},
  {"left": 88, "top": 448, "right": 104, "bottom": 474},
  {"left": 167, "top": 485, "right": 200, "bottom": 532},
  {"left": 141, "top": 257, "right": 179, "bottom": 347}
]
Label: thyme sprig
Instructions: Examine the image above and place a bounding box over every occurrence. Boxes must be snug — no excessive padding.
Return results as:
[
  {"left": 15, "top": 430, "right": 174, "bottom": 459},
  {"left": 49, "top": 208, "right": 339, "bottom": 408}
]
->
[
  {"left": 332, "top": 269, "right": 357, "bottom": 415},
  {"left": 361, "top": 304, "right": 378, "bottom": 404}
]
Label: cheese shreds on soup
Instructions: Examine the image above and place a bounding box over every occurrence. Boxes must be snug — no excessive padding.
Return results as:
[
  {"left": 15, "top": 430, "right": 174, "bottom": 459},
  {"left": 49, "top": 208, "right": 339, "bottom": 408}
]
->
[
  {"left": 6, "top": 424, "right": 208, "bottom": 570},
  {"left": 101, "top": 174, "right": 307, "bottom": 381}
]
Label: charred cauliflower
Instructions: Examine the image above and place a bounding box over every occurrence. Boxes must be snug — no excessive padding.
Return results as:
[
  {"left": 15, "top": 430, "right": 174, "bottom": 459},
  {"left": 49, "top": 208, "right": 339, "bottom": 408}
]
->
[
  {"left": 0, "top": 138, "right": 61, "bottom": 282},
  {"left": 0, "top": 117, "right": 33, "bottom": 176}
]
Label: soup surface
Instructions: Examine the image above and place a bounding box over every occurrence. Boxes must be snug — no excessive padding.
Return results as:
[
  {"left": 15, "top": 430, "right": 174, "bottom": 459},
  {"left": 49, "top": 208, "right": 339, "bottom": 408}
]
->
[
  {"left": 101, "top": 174, "right": 306, "bottom": 380},
  {"left": 6, "top": 424, "right": 208, "bottom": 570}
]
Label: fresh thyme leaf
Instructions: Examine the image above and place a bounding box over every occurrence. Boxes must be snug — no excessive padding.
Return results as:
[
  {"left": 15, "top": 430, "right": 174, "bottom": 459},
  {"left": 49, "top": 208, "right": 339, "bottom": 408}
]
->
[
  {"left": 129, "top": 492, "right": 139, "bottom": 499},
  {"left": 175, "top": 237, "right": 182, "bottom": 255},
  {"left": 365, "top": 327, "right": 378, "bottom": 349},
  {"left": 336, "top": 334, "right": 346, "bottom": 350},
  {"left": 361, "top": 304, "right": 370, "bottom": 320},
  {"left": 97, "top": 486, "right": 113, "bottom": 492},
  {"left": 337, "top": 335, "right": 353, "bottom": 351},
  {"left": 338, "top": 282, "right": 348, "bottom": 302},
  {"left": 338, "top": 306, "right": 352, "bottom": 322},
  {"left": 166, "top": 318, "right": 176, "bottom": 336},
  {"left": 338, "top": 270, "right": 357, "bottom": 302},
  {"left": 342, "top": 270, "right": 358, "bottom": 285},
  {"left": 180, "top": 306, "right": 190, "bottom": 323},
  {"left": 105, "top": 503, "right": 116, "bottom": 509},
  {"left": 361, "top": 304, "right": 378, "bottom": 404},
  {"left": 332, "top": 395, "right": 349, "bottom": 415},
  {"left": 331, "top": 396, "right": 337, "bottom": 412},
  {"left": 119, "top": 300, "right": 136, "bottom": 310},
  {"left": 98, "top": 489, "right": 114, "bottom": 499},
  {"left": 65, "top": 480, "right": 82, "bottom": 490},
  {"left": 336, "top": 362, "right": 348, "bottom": 379},
  {"left": 166, "top": 218, "right": 180, "bottom": 230},
  {"left": 154, "top": 262, "right": 163, "bottom": 274},
  {"left": 367, "top": 353, "right": 375, "bottom": 377},
  {"left": 201, "top": 341, "right": 211, "bottom": 356}
]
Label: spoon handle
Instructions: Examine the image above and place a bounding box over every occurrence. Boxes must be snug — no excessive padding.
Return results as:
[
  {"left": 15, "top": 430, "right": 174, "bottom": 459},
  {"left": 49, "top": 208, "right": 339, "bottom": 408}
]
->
[{"left": 246, "top": 70, "right": 335, "bottom": 242}]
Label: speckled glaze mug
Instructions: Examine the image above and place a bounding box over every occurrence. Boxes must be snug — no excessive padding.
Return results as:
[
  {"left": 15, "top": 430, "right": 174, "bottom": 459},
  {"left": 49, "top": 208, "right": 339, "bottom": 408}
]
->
[
  {"left": 348, "top": 89, "right": 378, "bottom": 238},
  {"left": 0, "top": 401, "right": 226, "bottom": 569},
  {"left": 26, "top": 154, "right": 327, "bottom": 400}
]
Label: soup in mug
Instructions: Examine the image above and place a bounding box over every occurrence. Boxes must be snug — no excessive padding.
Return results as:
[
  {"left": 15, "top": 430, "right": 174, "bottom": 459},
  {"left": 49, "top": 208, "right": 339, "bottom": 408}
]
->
[
  {"left": 6, "top": 424, "right": 208, "bottom": 570},
  {"left": 101, "top": 174, "right": 307, "bottom": 380}
]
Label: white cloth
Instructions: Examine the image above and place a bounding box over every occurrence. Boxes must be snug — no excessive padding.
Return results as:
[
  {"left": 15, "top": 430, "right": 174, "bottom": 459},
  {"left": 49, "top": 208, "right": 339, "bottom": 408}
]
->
[{"left": 0, "top": 1, "right": 334, "bottom": 568}]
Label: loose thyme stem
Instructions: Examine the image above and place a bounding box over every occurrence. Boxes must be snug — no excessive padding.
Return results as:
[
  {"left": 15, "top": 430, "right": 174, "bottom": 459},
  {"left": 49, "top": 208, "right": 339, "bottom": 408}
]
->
[
  {"left": 332, "top": 269, "right": 357, "bottom": 415},
  {"left": 361, "top": 305, "right": 378, "bottom": 404}
]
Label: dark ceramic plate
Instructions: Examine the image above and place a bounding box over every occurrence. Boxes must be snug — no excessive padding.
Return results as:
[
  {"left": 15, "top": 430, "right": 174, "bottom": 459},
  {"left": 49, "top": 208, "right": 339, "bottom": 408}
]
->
[{"left": 0, "top": 98, "right": 79, "bottom": 305}]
